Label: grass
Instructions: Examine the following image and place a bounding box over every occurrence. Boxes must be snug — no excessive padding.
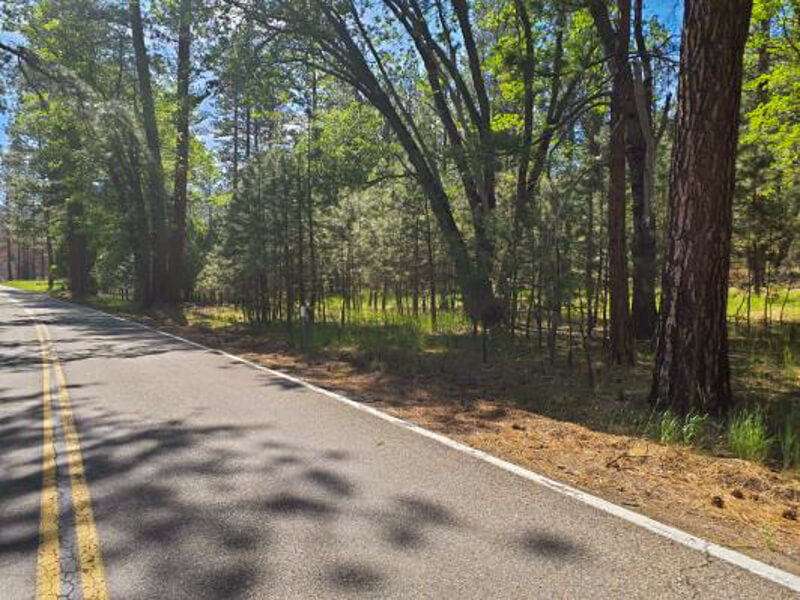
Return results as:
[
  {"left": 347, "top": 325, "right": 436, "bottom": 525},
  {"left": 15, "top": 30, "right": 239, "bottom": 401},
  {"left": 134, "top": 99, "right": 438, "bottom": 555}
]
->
[
  {"left": 185, "top": 305, "right": 243, "bottom": 330},
  {"left": 657, "top": 410, "right": 683, "bottom": 444},
  {"left": 81, "top": 294, "right": 139, "bottom": 313},
  {"left": 728, "top": 286, "right": 800, "bottom": 324},
  {"left": 646, "top": 410, "right": 710, "bottom": 446},
  {"left": 11, "top": 278, "right": 800, "bottom": 562},
  {"left": 11, "top": 279, "right": 800, "bottom": 471},
  {"left": 778, "top": 409, "right": 800, "bottom": 471},
  {"left": 727, "top": 407, "right": 772, "bottom": 463},
  {"left": 2, "top": 279, "right": 65, "bottom": 293},
  {"left": 682, "top": 411, "right": 710, "bottom": 445}
]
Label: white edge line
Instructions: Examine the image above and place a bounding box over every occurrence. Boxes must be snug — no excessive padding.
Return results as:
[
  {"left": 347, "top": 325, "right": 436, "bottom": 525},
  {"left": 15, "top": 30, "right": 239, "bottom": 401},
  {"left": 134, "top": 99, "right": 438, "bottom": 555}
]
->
[{"left": 3, "top": 287, "right": 800, "bottom": 593}]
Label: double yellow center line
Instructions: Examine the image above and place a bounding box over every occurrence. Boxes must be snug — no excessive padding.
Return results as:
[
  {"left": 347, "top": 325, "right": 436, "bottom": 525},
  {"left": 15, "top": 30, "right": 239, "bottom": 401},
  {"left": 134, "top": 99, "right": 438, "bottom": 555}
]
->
[{"left": 34, "top": 320, "right": 109, "bottom": 600}]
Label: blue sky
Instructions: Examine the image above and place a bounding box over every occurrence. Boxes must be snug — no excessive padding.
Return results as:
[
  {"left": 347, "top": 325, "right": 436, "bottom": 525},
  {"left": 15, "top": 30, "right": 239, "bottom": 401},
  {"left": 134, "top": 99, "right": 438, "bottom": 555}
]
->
[
  {"left": 0, "top": 1, "right": 684, "bottom": 153},
  {"left": 645, "top": 0, "right": 683, "bottom": 29}
]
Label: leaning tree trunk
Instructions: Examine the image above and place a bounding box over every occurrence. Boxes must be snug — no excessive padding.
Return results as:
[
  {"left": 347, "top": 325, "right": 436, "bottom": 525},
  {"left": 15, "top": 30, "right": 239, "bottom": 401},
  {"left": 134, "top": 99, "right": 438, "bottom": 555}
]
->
[{"left": 651, "top": 0, "right": 753, "bottom": 415}]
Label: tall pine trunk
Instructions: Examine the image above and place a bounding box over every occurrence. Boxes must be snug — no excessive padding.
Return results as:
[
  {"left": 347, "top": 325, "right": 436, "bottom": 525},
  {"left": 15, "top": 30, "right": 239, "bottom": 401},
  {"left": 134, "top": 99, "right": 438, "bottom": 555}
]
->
[
  {"left": 629, "top": 0, "right": 660, "bottom": 340},
  {"left": 169, "top": 0, "right": 193, "bottom": 303},
  {"left": 589, "top": 0, "right": 659, "bottom": 344},
  {"left": 628, "top": 116, "right": 657, "bottom": 341},
  {"left": 66, "top": 200, "right": 89, "bottom": 298},
  {"left": 606, "top": 0, "right": 634, "bottom": 365},
  {"left": 129, "top": 0, "right": 169, "bottom": 304},
  {"left": 651, "top": 0, "right": 753, "bottom": 414}
]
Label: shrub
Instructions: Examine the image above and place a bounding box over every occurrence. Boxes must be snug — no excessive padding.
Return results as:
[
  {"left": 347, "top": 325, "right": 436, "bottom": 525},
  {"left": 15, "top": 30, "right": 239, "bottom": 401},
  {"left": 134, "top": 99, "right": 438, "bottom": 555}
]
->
[{"left": 727, "top": 407, "right": 772, "bottom": 463}]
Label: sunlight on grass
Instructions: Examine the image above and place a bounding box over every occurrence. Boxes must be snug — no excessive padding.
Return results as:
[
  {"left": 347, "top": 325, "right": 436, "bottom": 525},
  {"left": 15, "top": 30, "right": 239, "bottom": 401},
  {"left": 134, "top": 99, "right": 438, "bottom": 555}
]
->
[
  {"left": 185, "top": 305, "right": 244, "bottom": 330},
  {"left": 728, "top": 407, "right": 772, "bottom": 463},
  {"left": 2, "top": 279, "right": 65, "bottom": 293},
  {"left": 728, "top": 287, "right": 800, "bottom": 323},
  {"left": 11, "top": 280, "right": 800, "bottom": 471}
]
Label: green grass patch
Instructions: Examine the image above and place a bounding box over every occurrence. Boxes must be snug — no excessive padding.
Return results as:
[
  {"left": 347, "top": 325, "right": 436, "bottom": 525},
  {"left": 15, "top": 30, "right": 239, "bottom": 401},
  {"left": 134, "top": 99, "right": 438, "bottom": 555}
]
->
[
  {"left": 186, "top": 305, "right": 243, "bottom": 330},
  {"left": 29, "top": 283, "right": 800, "bottom": 473},
  {"left": 657, "top": 410, "right": 683, "bottom": 444},
  {"left": 81, "top": 294, "right": 139, "bottom": 314},
  {"left": 728, "top": 287, "right": 800, "bottom": 323},
  {"left": 728, "top": 407, "right": 772, "bottom": 462},
  {"left": 645, "top": 409, "right": 711, "bottom": 446}
]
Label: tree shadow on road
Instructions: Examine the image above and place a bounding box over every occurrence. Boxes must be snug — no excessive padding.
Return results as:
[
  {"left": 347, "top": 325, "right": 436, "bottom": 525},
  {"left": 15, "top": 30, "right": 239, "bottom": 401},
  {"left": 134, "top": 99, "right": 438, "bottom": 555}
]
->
[{"left": 0, "top": 290, "right": 591, "bottom": 598}]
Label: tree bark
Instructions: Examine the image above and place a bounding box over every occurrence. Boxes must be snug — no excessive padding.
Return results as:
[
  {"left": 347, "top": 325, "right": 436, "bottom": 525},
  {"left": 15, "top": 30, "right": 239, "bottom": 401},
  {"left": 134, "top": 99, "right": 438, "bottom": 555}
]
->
[
  {"left": 296, "top": 161, "right": 305, "bottom": 306},
  {"left": 122, "top": 142, "right": 153, "bottom": 305},
  {"left": 651, "top": 0, "right": 753, "bottom": 415},
  {"left": 425, "top": 196, "right": 437, "bottom": 330},
  {"left": 602, "top": 0, "right": 635, "bottom": 364},
  {"left": 505, "top": 0, "right": 536, "bottom": 331},
  {"left": 44, "top": 207, "right": 53, "bottom": 289},
  {"left": 66, "top": 199, "right": 89, "bottom": 298},
  {"left": 589, "top": 0, "right": 657, "bottom": 342},
  {"left": 129, "top": 0, "right": 169, "bottom": 304},
  {"left": 629, "top": 0, "right": 658, "bottom": 340},
  {"left": 232, "top": 97, "right": 239, "bottom": 197},
  {"left": 307, "top": 71, "right": 318, "bottom": 313},
  {"left": 5, "top": 234, "right": 13, "bottom": 280},
  {"left": 169, "top": 0, "right": 193, "bottom": 303}
]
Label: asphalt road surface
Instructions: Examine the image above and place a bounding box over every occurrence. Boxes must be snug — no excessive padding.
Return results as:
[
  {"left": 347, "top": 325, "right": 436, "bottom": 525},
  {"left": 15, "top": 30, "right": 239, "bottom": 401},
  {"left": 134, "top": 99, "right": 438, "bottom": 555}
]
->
[{"left": 1, "top": 287, "right": 797, "bottom": 599}]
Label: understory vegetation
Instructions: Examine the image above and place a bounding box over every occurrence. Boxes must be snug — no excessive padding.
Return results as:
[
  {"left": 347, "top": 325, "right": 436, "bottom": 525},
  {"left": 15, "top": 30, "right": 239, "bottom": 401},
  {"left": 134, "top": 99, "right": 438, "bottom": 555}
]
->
[
  {"left": 1, "top": 0, "right": 798, "bottom": 480},
  {"left": 8, "top": 276, "right": 796, "bottom": 472}
]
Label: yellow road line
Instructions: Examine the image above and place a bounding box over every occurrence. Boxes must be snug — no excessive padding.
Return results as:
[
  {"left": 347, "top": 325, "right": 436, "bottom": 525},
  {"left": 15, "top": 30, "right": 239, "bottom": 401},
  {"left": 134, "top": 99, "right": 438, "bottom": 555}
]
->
[
  {"left": 35, "top": 323, "right": 60, "bottom": 600},
  {"left": 42, "top": 324, "right": 110, "bottom": 600}
]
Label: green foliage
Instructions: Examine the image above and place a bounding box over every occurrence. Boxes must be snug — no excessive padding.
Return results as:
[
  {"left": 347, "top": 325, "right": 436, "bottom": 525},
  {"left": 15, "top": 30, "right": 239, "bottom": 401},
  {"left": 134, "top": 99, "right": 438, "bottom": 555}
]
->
[
  {"left": 648, "top": 410, "right": 710, "bottom": 446},
  {"left": 2, "top": 279, "right": 63, "bottom": 293},
  {"left": 727, "top": 407, "right": 772, "bottom": 462},
  {"left": 658, "top": 410, "right": 682, "bottom": 444},
  {"left": 1, "top": 0, "right": 798, "bottom": 479},
  {"left": 682, "top": 412, "right": 710, "bottom": 445},
  {"left": 735, "top": 1, "right": 800, "bottom": 282},
  {"left": 728, "top": 287, "right": 800, "bottom": 323},
  {"left": 742, "top": 1, "right": 800, "bottom": 169},
  {"left": 316, "top": 101, "right": 387, "bottom": 189}
]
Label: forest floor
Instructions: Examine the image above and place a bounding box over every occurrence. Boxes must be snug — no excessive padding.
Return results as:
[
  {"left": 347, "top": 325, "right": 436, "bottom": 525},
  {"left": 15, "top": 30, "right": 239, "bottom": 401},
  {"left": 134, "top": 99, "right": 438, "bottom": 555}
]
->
[{"left": 8, "top": 281, "right": 800, "bottom": 575}]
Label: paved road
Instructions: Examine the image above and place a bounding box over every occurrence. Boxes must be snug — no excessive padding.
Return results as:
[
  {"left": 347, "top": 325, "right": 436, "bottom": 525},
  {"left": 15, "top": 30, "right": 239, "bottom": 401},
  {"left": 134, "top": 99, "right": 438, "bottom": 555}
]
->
[{"left": 0, "top": 287, "right": 796, "bottom": 599}]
